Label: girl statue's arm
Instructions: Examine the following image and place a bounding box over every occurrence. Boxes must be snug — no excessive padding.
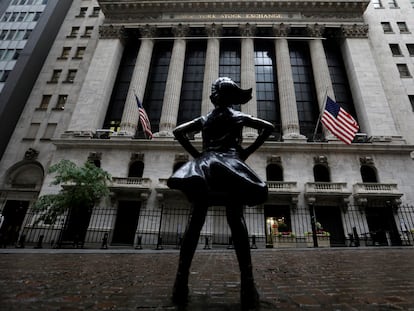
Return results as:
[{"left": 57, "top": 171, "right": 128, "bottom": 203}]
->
[
  {"left": 239, "top": 116, "right": 274, "bottom": 161},
  {"left": 173, "top": 118, "right": 203, "bottom": 159}
]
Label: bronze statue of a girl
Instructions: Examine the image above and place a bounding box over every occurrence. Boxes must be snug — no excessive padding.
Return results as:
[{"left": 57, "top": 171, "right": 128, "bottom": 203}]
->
[{"left": 168, "top": 77, "right": 274, "bottom": 309}]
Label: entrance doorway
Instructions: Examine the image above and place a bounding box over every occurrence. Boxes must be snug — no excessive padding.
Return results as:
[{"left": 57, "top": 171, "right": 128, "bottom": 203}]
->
[
  {"left": 264, "top": 205, "right": 291, "bottom": 246},
  {"left": 314, "top": 205, "right": 346, "bottom": 246},
  {"left": 112, "top": 201, "right": 141, "bottom": 245},
  {"left": 365, "top": 205, "right": 401, "bottom": 246},
  {"left": 59, "top": 205, "right": 93, "bottom": 247},
  {"left": 0, "top": 200, "right": 29, "bottom": 247}
]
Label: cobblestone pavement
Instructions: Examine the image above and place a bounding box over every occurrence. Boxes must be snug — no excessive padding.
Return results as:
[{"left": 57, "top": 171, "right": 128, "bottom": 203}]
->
[{"left": 1, "top": 248, "right": 414, "bottom": 310}]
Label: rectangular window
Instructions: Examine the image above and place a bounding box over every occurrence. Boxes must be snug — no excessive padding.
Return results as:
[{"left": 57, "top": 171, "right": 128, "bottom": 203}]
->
[
  {"left": 48, "top": 70, "right": 61, "bottom": 83},
  {"left": 23, "top": 29, "right": 32, "bottom": 40},
  {"left": 390, "top": 44, "right": 403, "bottom": 56},
  {"left": 73, "top": 46, "right": 86, "bottom": 59},
  {"left": 381, "top": 22, "right": 393, "bottom": 33},
  {"left": 76, "top": 7, "right": 88, "bottom": 17},
  {"left": 1, "top": 12, "right": 11, "bottom": 22},
  {"left": 58, "top": 47, "right": 71, "bottom": 59},
  {"left": 25, "top": 123, "right": 40, "bottom": 140},
  {"left": 90, "top": 7, "right": 100, "bottom": 17},
  {"left": 17, "top": 12, "right": 25, "bottom": 22},
  {"left": 33, "top": 12, "right": 41, "bottom": 21},
  {"left": 41, "top": 123, "right": 57, "bottom": 140},
  {"left": 407, "top": 44, "right": 414, "bottom": 56},
  {"left": 0, "top": 70, "right": 10, "bottom": 82},
  {"left": 0, "top": 30, "right": 7, "bottom": 40},
  {"left": 409, "top": 95, "right": 414, "bottom": 111},
  {"left": 9, "top": 12, "right": 19, "bottom": 22},
  {"left": 388, "top": 0, "right": 398, "bottom": 8},
  {"left": 82, "top": 26, "right": 93, "bottom": 38},
  {"left": 397, "top": 22, "right": 410, "bottom": 33},
  {"left": 6, "top": 30, "right": 16, "bottom": 40},
  {"left": 373, "top": 0, "right": 383, "bottom": 7},
  {"left": 397, "top": 64, "right": 411, "bottom": 78},
  {"left": 15, "top": 30, "right": 25, "bottom": 40},
  {"left": 64, "top": 69, "right": 77, "bottom": 83},
  {"left": 24, "top": 12, "right": 35, "bottom": 22},
  {"left": 38, "top": 95, "right": 51, "bottom": 109},
  {"left": 67, "top": 26, "right": 80, "bottom": 38},
  {"left": 55, "top": 95, "right": 67, "bottom": 109},
  {"left": 0, "top": 50, "right": 4, "bottom": 60}
]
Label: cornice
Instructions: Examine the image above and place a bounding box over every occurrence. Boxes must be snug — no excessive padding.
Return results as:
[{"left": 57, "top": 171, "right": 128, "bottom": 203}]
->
[
  {"left": 53, "top": 138, "right": 414, "bottom": 156},
  {"left": 98, "top": 0, "right": 369, "bottom": 24}
]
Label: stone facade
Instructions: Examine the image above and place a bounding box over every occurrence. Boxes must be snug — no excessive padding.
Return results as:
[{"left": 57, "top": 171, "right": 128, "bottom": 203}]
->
[{"left": 0, "top": 0, "right": 414, "bottom": 249}]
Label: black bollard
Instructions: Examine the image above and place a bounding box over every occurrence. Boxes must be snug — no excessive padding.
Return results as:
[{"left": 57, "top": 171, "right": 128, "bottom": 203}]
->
[
  {"left": 101, "top": 233, "right": 108, "bottom": 249},
  {"left": 352, "top": 227, "right": 360, "bottom": 247},
  {"left": 227, "top": 236, "right": 234, "bottom": 249},
  {"left": 135, "top": 236, "right": 143, "bottom": 250},
  {"left": 203, "top": 236, "right": 211, "bottom": 249},
  {"left": 34, "top": 235, "right": 44, "bottom": 249},
  {"left": 156, "top": 236, "right": 163, "bottom": 250},
  {"left": 16, "top": 234, "right": 26, "bottom": 248},
  {"left": 250, "top": 235, "right": 257, "bottom": 249}
]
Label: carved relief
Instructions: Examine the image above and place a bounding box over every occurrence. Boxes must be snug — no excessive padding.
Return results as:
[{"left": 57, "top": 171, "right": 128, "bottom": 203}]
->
[
  {"left": 131, "top": 153, "right": 144, "bottom": 161},
  {"left": 306, "top": 23, "right": 325, "bottom": 37},
  {"left": 239, "top": 23, "right": 256, "bottom": 37},
  {"left": 24, "top": 148, "right": 39, "bottom": 160},
  {"left": 314, "top": 155, "right": 328, "bottom": 165},
  {"left": 272, "top": 23, "right": 290, "bottom": 37},
  {"left": 172, "top": 24, "right": 190, "bottom": 37},
  {"left": 139, "top": 25, "right": 157, "bottom": 38},
  {"left": 99, "top": 24, "right": 126, "bottom": 39},
  {"left": 267, "top": 155, "right": 281, "bottom": 164},
  {"left": 359, "top": 156, "right": 374, "bottom": 165},
  {"left": 205, "top": 23, "right": 222, "bottom": 37},
  {"left": 341, "top": 24, "right": 369, "bottom": 38}
]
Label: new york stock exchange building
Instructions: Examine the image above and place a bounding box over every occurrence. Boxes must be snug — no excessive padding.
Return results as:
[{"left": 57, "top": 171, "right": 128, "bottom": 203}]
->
[{"left": 1, "top": 0, "right": 414, "bottom": 249}]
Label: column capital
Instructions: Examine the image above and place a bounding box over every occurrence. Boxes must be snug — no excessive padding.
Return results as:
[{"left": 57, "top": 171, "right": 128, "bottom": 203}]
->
[
  {"left": 239, "top": 23, "right": 256, "bottom": 37},
  {"left": 205, "top": 23, "right": 222, "bottom": 37},
  {"left": 99, "top": 24, "right": 126, "bottom": 40},
  {"left": 341, "top": 24, "right": 369, "bottom": 38},
  {"left": 139, "top": 24, "right": 157, "bottom": 38},
  {"left": 306, "top": 23, "right": 325, "bottom": 37},
  {"left": 272, "top": 23, "right": 290, "bottom": 37},
  {"left": 172, "top": 24, "right": 190, "bottom": 37}
]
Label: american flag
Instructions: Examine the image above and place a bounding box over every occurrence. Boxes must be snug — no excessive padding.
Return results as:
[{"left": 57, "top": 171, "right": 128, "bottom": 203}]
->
[
  {"left": 135, "top": 95, "right": 153, "bottom": 139},
  {"left": 321, "top": 96, "right": 359, "bottom": 145}
]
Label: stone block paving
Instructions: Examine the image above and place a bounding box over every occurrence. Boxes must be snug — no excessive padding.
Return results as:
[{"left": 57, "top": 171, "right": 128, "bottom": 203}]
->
[{"left": 1, "top": 248, "right": 414, "bottom": 310}]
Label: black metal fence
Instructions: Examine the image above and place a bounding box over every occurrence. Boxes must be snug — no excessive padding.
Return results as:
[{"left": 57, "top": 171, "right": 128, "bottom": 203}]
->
[{"left": 5, "top": 204, "right": 414, "bottom": 249}]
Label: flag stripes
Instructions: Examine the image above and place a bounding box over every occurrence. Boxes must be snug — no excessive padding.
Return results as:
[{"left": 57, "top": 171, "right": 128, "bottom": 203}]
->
[
  {"left": 135, "top": 95, "right": 153, "bottom": 139},
  {"left": 321, "top": 96, "right": 359, "bottom": 145}
]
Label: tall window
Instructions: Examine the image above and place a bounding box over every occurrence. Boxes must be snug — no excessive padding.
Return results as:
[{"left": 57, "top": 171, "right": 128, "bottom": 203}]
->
[
  {"left": 254, "top": 40, "right": 280, "bottom": 138},
  {"left": 55, "top": 95, "right": 67, "bottom": 110},
  {"left": 389, "top": 44, "right": 403, "bottom": 56},
  {"left": 388, "top": 0, "right": 398, "bottom": 8},
  {"left": 128, "top": 161, "right": 144, "bottom": 178},
  {"left": 361, "top": 165, "right": 378, "bottom": 183},
  {"left": 266, "top": 164, "right": 283, "bottom": 181},
  {"left": 407, "top": 44, "right": 414, "bottom": 56},
  {"left": 381, "top": 22, "right": 393, "bottom": 33},
  {"left": 289, "top": 42, "right": 319, "bottom": 140},
  {"left": 408, "top": 95, "right": 414, "bottom": 111},
  {"left": 324, "top": 41, "right": 358, "bottom": 124},
  {"left": 397, "top": 64, "right": 411, "bottom": 78},
  {"left": 177, "top": 41, "right": 206, "bottom": 126},
  {"left": 104, "top": 39, "right": 140, "bottom": 132},
  {"left": 397, "top": 22, "right": 409, "bottom": 33},
  {"left": 48, "top": 69, "right": 61, "bottom": 83},
  {"left": 38, "top": 95, "right": 51, "bottom": 109},
  {"left": 25, "top": 123, "right": 40, "bottom": 140},
  {"left": 219, "top": 40, "right": 241, "bottom": 110},
  {"left": 142, "top": 41, "right": 173, "bottom": 134},
  {"left": 313, "top": 164, "right": 330, "bottom": 182}
]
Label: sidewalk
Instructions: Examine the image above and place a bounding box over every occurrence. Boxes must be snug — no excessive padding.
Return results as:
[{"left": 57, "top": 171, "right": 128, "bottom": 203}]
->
[{"left": 1, "top": 248, "right": 414, "bottom": 310}]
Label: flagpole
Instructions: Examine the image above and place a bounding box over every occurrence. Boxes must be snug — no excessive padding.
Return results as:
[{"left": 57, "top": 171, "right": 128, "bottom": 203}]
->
[
  {"left": 133, "top": 89, "right": 147, "bottom": 139},
  {"left": 312, "top": 87, "right": 329, "bottom": 142}
]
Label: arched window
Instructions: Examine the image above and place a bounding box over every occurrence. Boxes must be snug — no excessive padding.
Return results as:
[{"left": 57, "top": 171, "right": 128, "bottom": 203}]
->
[
  {"left": 313, "top": 164, "right": 330, "bottom": 182},
  {"left": 128, "top": 161, "right": 144, "bottom": 178},
  {"left": 173, "top": 162, "right": 186, "bottom": 173},
  {"left": 360, "top": 165, "right": 378, "bottom": 183},
  {"left": 266, "top": 164, "right": 283, "bottom": 181}
]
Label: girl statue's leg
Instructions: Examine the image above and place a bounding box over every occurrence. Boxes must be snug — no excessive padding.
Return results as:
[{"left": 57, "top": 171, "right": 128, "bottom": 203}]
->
[
  {"left": 226, "top": 204, "right": 260, "bottom": 309},
  {"left": 172, "top": 202, "right": 208, "bottom": 304}
]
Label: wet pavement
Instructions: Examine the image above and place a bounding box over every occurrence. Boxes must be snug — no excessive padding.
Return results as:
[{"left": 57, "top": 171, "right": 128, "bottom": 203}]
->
[{"left": 1, "top": 247, "right": 414, "bottom": 310}]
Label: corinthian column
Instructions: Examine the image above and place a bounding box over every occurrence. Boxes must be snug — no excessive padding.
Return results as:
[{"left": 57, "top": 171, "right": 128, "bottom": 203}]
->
[
  {"left": 273, "top": 24, "right": 305, "bottom": 140},
  {"left": 119, "top": 26, "right": 156, "bottom": 136},
  {"left": 240, "top": 23, "right": 257, "bottom": 137},
  {"left": 156, "top": 24, "right": 189, "bottom": 137},
  {"left": 201, "top": 24, "right": 221, "bottom": 116},
  {"left": 307, "top": 24, "right": 334, "bottom": 139}
]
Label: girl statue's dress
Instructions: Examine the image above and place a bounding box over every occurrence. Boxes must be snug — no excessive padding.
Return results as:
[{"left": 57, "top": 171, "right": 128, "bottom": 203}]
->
[{"left": 167, "top": 77, "right": 274, "bottom": 309}]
